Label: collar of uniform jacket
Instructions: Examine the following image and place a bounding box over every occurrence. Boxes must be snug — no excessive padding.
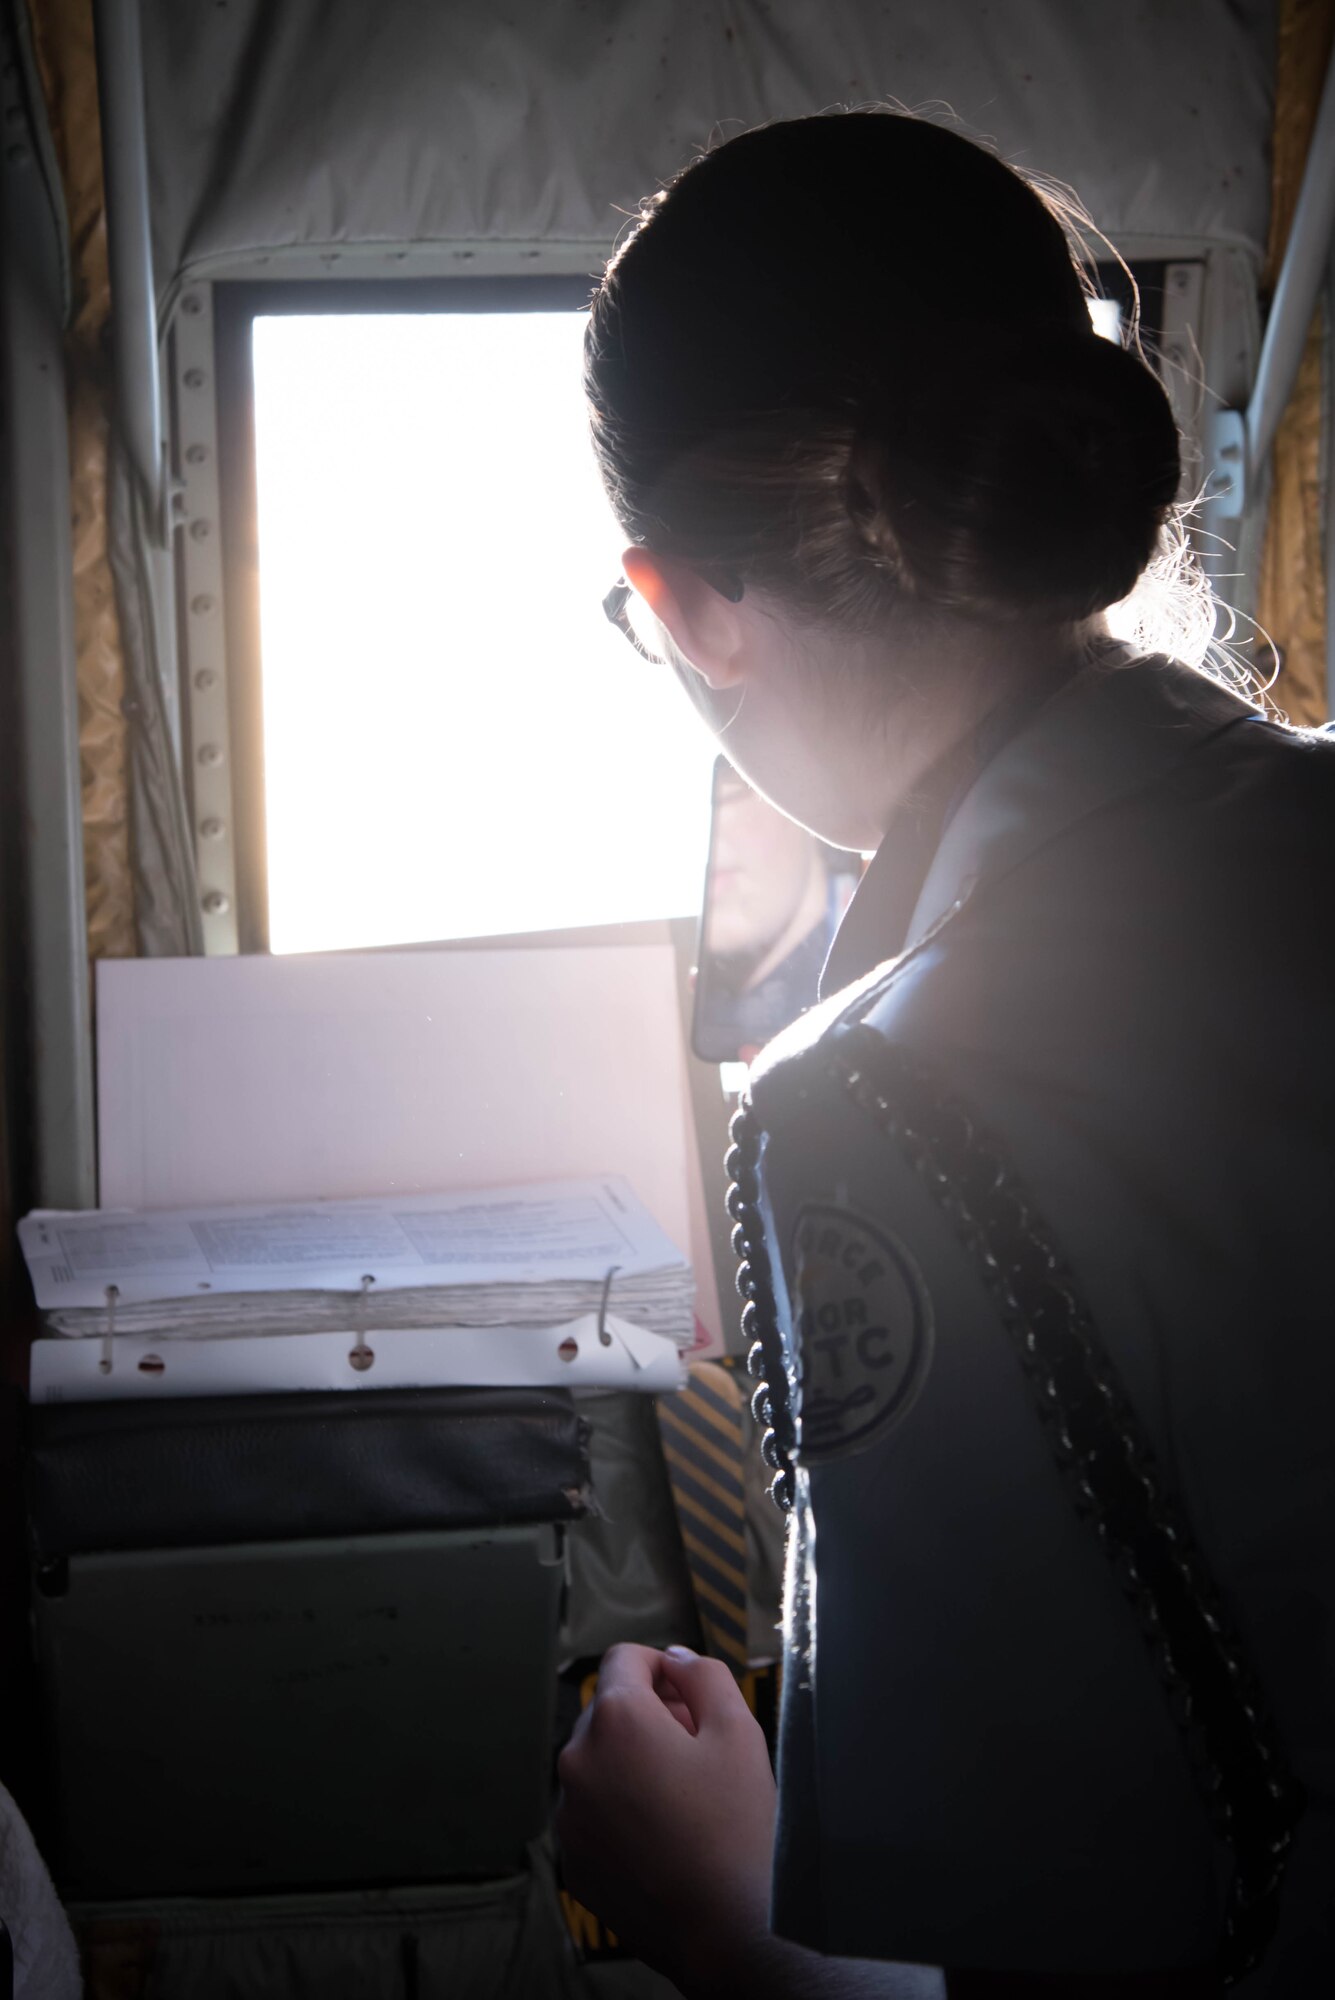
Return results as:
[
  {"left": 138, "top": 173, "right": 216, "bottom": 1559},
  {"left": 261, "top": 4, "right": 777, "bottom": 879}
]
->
[{"left": 820, "top": 651, "right": 1262, "bottom": 998}]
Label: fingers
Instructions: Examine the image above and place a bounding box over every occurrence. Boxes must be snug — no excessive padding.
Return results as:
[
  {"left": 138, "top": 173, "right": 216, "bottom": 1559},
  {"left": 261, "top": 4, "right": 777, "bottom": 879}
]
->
[
  {"left": 650, "top": 1657, "right": 698, "bottom": 1734},
  {"left": 591, "top": 1641, "right": 755, "bottom": 1737},
  {"left": 594, "top": 1642, "right": 670, "bottom": 1697},
  {"left": 655, "top": 1645, "right": 755, "bottom": 1735},
  {"left": 558, "top": 1646, "right": 668, "bottom": 1798},
  {"left": 560, "top": 1643, "right": 747, "bottom": 1782},
  {"left": 583, "top": 1644, "right": 694, "bottom": 1736}
]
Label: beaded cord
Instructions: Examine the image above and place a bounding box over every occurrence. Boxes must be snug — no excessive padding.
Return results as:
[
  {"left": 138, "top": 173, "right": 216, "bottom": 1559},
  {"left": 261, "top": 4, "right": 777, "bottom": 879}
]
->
[{"left": 725, "top": 1100, "right": 797, "bottom": 1513}]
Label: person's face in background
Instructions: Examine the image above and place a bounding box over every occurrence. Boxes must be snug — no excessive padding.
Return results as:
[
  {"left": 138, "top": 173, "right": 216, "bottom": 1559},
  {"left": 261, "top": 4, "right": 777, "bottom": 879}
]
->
[{"left": 704, "top": 769, "right": 829, "bottom": 987}]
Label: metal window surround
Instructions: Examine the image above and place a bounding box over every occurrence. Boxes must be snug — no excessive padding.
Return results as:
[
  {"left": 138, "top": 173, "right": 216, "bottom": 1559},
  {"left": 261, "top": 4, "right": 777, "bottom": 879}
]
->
[
  {"left": 178, "top": 253, "right": 604, "bottom": 957},
  {"left": 1109, "top": 245, "right": 1264, "bottom": 628},
  {"left": 1157, "top": 262, "right": 1207, "bottom": 467},
  {"left": 173, "top": 283, "right": 240, "bottom": 956}
]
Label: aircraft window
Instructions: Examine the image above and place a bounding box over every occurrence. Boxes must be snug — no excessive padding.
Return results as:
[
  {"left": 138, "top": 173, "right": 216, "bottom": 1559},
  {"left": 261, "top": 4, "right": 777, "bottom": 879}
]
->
[{"left": 215, "top": 283, "right": 716, "bottom": 955}]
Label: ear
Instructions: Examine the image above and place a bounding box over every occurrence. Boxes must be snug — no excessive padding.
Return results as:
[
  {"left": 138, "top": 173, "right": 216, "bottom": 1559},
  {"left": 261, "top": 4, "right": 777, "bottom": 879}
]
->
[{"left": 622, "top": 548, "right": 746, "bottom": 689}]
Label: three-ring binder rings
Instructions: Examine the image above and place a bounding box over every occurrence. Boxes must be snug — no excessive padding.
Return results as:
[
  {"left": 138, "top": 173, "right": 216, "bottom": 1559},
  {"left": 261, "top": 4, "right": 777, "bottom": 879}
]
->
[{"left": 22, "top": 1181, "right": 693, "bottom": 1402}]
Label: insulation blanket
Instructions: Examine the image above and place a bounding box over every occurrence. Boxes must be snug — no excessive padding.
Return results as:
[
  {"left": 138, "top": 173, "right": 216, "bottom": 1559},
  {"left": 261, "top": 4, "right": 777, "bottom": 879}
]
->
[{"left": 138, "top": 0, "right": 1277, "bottom": 300}]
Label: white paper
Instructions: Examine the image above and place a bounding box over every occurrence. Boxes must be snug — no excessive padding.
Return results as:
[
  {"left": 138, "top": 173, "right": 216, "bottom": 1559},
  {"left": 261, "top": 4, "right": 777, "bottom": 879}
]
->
[
  {"left": 19, "top": 1177, "right": 685, "bottom": 1311},
  {"left": 28, "top": 1313, "right": 687, "bottom": 1404},
  {"left": 95, "top": 943, "right": 720, "bottom": 1344}
]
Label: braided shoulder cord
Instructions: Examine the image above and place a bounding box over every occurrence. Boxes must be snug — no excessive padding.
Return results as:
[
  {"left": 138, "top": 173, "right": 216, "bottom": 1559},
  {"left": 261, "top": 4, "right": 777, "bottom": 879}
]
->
[
  {"left": 725, "top": 1100, "right": 799, "bottom": 1514},
  {"left": 724, "top": 1026, "right": 1304, "bottom": 1986}
]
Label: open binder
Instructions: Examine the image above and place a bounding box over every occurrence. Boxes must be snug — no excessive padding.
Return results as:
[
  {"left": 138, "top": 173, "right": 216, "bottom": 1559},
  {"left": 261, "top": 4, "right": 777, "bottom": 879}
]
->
[{"left": 24, "top": 941, "right": 717, "bottom": 1399}]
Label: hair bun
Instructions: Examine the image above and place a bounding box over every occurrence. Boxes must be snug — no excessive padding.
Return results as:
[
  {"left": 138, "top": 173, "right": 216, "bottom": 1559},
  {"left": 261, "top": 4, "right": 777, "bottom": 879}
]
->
[{"left": 849, "top": 330, "right": 1181, "bottom": 622}]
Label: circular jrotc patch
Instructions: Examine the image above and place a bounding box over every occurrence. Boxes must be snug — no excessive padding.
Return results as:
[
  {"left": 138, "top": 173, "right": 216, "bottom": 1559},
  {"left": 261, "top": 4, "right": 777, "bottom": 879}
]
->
[{"left": 791, "top": 1203, "right": 934, "bottom": 1461}]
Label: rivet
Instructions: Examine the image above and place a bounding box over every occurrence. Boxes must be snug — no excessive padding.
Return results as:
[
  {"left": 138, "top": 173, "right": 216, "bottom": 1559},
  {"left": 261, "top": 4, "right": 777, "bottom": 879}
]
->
[
  {"left": 181, "top": 293, "right": 204, "bottom": 316},
  {"left": 197, "top": 742, "right": 223, "bottom": 767},
  {"left": 190, "top": 593, "right": 215, "bottom": 614},
  {"left": 189, "top": 518, "right": 211, "bottom": 541},
  {"left": 183, "top": 368, "right": 206, "bottom": 389},
  {"left": 200, "top": 816, "right": 225, "bottom": 840},
  {"left": 194, "top": 668, "right": 218, "bottom": 691},
  {"left": 201, "top": 890, "right": 231, "bottom": 917},
  {"left": 185, "top": 443, "right": 208, "bottom": 465}
]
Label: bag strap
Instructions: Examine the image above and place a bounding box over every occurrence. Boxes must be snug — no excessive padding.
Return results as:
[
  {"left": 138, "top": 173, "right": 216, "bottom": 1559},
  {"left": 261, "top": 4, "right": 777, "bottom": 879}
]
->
[{"left": 726, "top": 1025, "right": 1304, "bottom": 1987}]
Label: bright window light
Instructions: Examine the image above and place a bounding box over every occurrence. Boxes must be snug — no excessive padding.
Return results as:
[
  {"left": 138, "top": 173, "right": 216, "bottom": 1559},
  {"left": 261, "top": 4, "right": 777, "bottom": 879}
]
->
[
  {"left": 251, "top": 312, "right": 716, "bottom": 955},
  {"left": 1088, "top": 296, "right": 1123, "bottom": 343}
]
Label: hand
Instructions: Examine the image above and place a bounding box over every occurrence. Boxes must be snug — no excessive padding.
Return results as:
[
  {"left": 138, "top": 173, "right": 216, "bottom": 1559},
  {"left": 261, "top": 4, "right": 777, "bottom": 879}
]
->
[{"left": 555, "top": 1642, "right": 778, "bottom": 1991}]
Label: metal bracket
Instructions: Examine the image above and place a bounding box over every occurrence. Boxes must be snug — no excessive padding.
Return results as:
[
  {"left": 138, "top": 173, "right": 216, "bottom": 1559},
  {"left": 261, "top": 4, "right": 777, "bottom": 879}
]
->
[{"left": 1206, "top": 407, "right": 1247, "bottom": 523}]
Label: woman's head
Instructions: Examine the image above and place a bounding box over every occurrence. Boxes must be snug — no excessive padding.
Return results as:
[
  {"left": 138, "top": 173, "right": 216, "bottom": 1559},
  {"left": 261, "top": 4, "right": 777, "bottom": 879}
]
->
[{"left": 585, "top": 113, "right": 1181, "bottom": 636}]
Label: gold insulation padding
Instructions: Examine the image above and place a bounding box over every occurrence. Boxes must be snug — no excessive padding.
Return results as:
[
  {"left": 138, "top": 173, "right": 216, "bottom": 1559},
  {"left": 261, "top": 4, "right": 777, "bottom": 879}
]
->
[
  {"left": 1258, "top": 313, "right": 1329, "bottom": 726},
  {"left": 1257, "top": 0, "right": 1334, "bottom": 727},
  {"left": 27, "top": 0, "right": 136, "bottom": 960}
]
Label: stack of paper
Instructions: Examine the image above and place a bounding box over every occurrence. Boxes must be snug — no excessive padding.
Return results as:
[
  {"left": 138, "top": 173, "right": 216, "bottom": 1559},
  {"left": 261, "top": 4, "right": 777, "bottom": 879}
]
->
[{"left": 21, "top": 1178, "right": 695, "bottom": 1403}]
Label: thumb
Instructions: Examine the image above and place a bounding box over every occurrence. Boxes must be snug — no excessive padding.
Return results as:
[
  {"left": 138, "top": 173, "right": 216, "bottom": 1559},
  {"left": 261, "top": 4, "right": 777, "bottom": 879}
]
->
[{"left": 659, "top": 1646, "right": 749, "bottom": 1732}]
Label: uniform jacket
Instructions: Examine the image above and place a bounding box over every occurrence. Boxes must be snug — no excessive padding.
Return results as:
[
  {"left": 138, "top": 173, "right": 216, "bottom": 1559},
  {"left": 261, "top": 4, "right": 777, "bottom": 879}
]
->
[{"left": 745, "top": 653, "right": 1335, "bottom": 1989}]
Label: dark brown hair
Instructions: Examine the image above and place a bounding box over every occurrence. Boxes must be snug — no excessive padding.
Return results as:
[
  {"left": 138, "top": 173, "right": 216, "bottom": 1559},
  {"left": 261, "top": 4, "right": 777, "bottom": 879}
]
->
[{"left": 585, "top": 114, "right": 1181, "bottom": 629}]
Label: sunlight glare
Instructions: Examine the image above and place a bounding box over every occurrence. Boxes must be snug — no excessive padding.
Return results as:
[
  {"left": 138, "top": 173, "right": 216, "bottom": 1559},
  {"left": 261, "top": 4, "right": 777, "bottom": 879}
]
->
[
  {"left": 252, "top": 312, "right": 717, "bottom": 954},
  {"left": 1087, "top": 296, "right": 1123, "bottom": 344}
]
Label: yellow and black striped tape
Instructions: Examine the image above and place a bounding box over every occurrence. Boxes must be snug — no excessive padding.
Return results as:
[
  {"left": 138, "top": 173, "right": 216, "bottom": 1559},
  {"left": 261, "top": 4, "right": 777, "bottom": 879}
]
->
[{"left": 657, "top": 1361, "right": 750, "bottom": 1671}]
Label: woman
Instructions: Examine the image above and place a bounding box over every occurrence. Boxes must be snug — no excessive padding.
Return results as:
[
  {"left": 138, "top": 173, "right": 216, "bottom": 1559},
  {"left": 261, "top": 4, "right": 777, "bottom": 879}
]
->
[{"left": 556, "top": 114, "right": 1335, "bottom": 1997}]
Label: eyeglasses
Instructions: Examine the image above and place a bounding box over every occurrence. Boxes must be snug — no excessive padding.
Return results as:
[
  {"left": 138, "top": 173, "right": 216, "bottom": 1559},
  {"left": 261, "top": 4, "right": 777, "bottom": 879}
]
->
[
  {"left": 602, "top": 571, "right": 745, "bottom": 665},
  {"left": 602, "top": 577, "right": 662, "bottom": 663}
]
